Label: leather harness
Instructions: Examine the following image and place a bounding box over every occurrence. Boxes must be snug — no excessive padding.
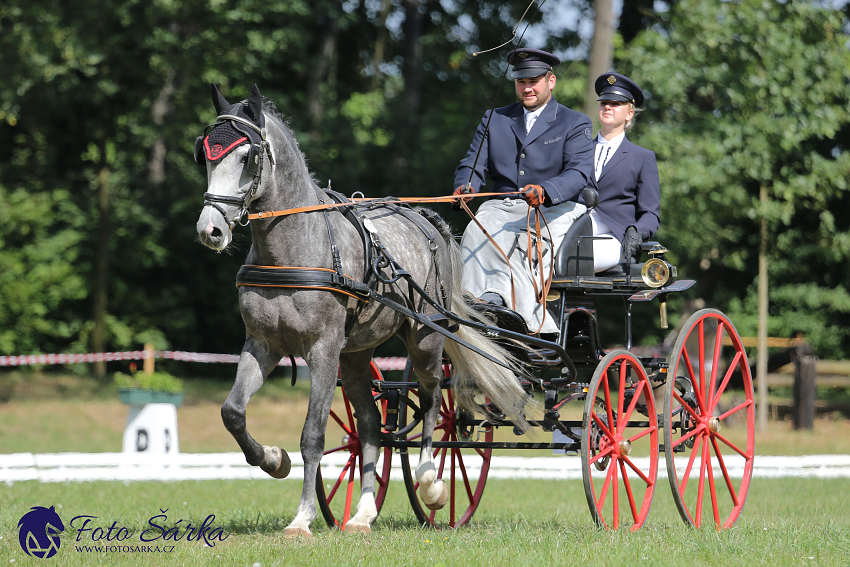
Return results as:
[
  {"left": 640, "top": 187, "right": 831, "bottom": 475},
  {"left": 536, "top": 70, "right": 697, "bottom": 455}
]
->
[
  {"left": 233, "top": 190, "right": 571, "bottom": 377},
  {"left": 199, "top": 111, "right": 573, "bottom": 378}
]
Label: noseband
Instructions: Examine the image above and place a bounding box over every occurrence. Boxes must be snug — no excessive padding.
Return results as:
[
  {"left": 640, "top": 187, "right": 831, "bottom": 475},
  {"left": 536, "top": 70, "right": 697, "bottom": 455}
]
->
[{"left": 198, "top": 113, "right": 276, "bottom": 230}]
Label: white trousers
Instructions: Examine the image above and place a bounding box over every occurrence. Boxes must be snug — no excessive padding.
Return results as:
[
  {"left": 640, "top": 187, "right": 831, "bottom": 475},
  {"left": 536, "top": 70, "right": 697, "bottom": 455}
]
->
[
  {"left": 461, "top": 198, "right": 587, "bottom": 334},
  {"left": 591, "top": 214, "right": 622, "bottom": 272}
]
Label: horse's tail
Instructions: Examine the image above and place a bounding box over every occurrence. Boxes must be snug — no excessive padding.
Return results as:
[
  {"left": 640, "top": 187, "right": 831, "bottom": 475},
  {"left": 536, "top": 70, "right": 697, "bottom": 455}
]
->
[{"left": 416, "top": 208, "right": 533, "bottom": 430}]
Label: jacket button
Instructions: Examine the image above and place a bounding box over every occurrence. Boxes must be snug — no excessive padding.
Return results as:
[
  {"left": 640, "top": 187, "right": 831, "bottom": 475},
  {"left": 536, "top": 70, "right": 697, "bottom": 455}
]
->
[
  {"left": 520, "top": 153, "right": 526, "bottom": 158},
  {"left": 519, "top": 170, "right": 525, "bottom": 176}
]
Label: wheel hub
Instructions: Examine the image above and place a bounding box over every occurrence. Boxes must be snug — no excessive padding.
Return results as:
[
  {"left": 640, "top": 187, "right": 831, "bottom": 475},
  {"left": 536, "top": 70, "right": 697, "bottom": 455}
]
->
[
  {"left": 618, "top": 439, "right": 632, "bottom": 456},
  {"left": 708, "top": 416, "right": 722, "bottom": 433},
  {"left": 341, "top": 433, "right": 361, "bottom": 453}
]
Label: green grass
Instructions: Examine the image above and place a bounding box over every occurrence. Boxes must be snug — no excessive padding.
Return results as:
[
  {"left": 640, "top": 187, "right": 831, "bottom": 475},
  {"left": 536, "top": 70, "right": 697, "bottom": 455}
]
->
[
  {"left": 2, "top": 371, "right": 850, "bottom": 565},
  {"left": 2, "top": 478, "right": 850, "bottom": 566}
]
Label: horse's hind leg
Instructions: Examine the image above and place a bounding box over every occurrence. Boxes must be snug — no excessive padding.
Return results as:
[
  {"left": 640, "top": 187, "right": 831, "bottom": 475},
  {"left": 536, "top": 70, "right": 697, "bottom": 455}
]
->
[
  {"left": 221, "top": 340, "right": 291, "bottom": 478},
  {"left": 407, "top": 335, "right": 449, "bottom": 511},
  {"left": 337, "top": 349, "right": 382, "bottom": 533}
]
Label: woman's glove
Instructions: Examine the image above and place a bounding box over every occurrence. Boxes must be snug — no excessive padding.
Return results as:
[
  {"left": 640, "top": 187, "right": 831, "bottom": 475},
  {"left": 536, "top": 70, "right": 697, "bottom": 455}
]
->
[{"left": 622, "top": 226, "right": 643, "bottom": 262}]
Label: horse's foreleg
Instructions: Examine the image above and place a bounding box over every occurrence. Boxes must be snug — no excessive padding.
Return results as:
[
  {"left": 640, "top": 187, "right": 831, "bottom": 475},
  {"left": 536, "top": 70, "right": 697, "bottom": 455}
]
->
[
  {"left": 284, "top": 351, "right": 340, "bottom": 538},
  {"left": 221, "top": 343, "right": 290, "bottom": 478},
  {"left": 410, "top": 352, "right": 449, "bottom": 511},
  {"left": 338, "top": 350, "right": 381, "bottom": 533}
]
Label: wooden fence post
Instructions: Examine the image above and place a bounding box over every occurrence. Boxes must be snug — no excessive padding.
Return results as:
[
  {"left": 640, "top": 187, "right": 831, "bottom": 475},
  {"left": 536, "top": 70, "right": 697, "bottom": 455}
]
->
[
  {"left": 791, "top": 340, "right": 816, "bottom": 431},
  {"left": 143, "top": 343, "right": 156, "bottom": 375}
]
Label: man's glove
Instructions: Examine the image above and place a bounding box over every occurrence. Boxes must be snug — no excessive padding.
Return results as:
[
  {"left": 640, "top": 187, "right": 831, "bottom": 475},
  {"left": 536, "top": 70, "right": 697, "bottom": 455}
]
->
[
  {"left": 622, "top": 226, "right": 643, "bottom": 263},
  {"left": 453, "top": 185, "right": 473, "bottom": 206},
  {"left": 521, "top": 184, "right": 546, "bottom": 208}
]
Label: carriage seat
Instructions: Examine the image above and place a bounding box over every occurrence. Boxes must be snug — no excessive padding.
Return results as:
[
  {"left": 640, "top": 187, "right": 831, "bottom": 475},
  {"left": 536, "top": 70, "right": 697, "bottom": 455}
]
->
[{"left": 553, "top": 188, "right": 657, "bottom": 279}]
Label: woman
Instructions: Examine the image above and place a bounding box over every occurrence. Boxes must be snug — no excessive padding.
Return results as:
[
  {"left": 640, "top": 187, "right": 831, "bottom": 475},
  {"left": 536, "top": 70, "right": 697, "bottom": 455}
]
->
[{"left": 590, "top": 73, "right": 660, "bottom": 272}]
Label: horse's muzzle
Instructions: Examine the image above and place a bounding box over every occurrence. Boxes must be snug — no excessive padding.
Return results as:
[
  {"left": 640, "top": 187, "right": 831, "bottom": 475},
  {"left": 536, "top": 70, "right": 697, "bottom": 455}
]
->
[{"left": 197, "top": 208, "right": 231, "bottom": 251}]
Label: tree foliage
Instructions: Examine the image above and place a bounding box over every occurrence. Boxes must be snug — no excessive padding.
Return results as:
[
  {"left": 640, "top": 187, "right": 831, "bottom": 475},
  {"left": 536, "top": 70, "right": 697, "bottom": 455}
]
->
[
  {"left": 619, "top": 0, "right": 850, "bottom": 357},
  {"left": 0, "top": 0, "right": 848, "bottom": 365}
]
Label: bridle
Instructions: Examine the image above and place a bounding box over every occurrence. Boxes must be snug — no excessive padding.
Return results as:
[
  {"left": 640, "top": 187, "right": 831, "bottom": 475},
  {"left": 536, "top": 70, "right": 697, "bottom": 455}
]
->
[{"left": 195, "top": 112, "right": 276, "bottom": 230}]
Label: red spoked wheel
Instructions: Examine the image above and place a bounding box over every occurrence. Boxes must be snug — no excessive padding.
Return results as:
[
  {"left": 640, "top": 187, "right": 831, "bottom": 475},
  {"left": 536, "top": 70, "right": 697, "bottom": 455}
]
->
[
  {"left": 398, "top": 361, "right": 492, "bottom": 528},
  {"left": 581, "top": 350, "right": 659, "bottom": 531},
  {"left": 664, "top": 308, "right": 755, "bottom": 529},
  {"left": 317, "top": 360, "right": 393, "bottom": 530}
]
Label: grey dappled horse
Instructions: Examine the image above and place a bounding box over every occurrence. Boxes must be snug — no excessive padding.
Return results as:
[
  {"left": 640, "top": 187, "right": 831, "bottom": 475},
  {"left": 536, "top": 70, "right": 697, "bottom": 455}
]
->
[{"left": 195, "top": 84, "right": 527, "bottom": 536}]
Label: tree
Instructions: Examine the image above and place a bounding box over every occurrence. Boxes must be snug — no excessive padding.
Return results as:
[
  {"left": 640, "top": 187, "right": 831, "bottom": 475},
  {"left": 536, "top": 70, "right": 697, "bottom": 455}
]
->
[
  {"left": 585, "top": 0, "right": 614, "bottom": 121},
  {"left": 0, "top": 0, "right": 320, "bottom": 365},
  {"left": 1, "top": 0, "right": 586, "bottom": 366},
  {"left": 620, "top": 0, "right": 850, "bottom": 359}
]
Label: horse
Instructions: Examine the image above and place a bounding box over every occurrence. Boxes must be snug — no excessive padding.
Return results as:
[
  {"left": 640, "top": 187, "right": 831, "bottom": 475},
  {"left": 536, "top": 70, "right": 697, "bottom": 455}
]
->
[{"left": 194, "top": 84, "right": 529, "bottom": 536}]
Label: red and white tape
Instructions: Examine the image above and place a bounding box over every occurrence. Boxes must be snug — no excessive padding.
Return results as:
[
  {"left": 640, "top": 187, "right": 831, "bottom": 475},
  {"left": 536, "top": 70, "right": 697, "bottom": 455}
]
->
[{"left": 0, "top": 351, "right": 410, "bottom": 372}]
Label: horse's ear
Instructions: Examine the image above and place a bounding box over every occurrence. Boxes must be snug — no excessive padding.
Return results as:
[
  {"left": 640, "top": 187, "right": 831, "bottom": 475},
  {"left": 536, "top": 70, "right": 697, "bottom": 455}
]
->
[
  {"left": 211, "top": 83, "right": 229, "bottom": 115},
  {"left": 247, "top": 84, "right": 264, "bottom": 127}
]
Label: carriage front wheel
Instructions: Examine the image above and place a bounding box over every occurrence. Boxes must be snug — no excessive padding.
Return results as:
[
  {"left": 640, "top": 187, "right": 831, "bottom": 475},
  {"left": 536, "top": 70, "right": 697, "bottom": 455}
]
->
[
  {"left": 581, "top": 349, "right": 659, "bottom": 531},
  {"left": 316, "top": 361, "right": 393, "bottom": 530},
  {"left": 663, "top": 308, "right": 755, "bottom": 529}
]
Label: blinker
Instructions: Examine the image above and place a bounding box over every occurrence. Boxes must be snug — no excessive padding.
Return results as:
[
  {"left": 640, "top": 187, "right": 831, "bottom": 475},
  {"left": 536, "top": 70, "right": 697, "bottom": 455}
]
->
[
  {"left": 194, "top": 136, "right": 205, "bottom": 165},
  {"left": 246, "top": 143, "right": 261, "bottom": 177}
]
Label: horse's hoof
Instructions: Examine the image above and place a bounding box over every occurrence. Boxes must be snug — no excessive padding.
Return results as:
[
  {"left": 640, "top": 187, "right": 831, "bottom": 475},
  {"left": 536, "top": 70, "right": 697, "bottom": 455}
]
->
[
  {"left": 260, "top": 445, "right": 291, "bottom": 479},
  {"left": 421, "top": 479, "right": 449, "bottom": 511},
  {"left": 283, "top": 526, "right": 312, "bottom": 538},
  {"left": 344, "top": 521, "right": 372, "bottom": 534}
]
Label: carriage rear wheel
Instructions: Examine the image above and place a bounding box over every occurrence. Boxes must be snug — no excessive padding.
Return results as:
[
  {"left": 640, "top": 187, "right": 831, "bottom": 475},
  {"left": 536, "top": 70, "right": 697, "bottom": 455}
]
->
[
  {"left": 397, "top": 360, "right": 492, "bottom": 528},
  {"left": 317, "top": 361, "right": 393, "bottom": 530},
  {"left": 663, "top": 308, "right": 755, "bottom": 528},
  {"left": 581, "top": 349, "right": 659, "bottom": 531}
]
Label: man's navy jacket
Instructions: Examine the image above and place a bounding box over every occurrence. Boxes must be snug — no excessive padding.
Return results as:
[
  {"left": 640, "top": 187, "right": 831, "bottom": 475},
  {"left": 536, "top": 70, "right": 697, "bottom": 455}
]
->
[{"left": 453, "top": 99, "right": 594, "bottom": 206}]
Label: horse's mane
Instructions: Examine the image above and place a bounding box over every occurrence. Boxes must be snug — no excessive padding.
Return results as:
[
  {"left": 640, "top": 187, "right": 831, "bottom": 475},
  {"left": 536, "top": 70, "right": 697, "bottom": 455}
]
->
[
  {"left": 261, "top": 97, "right": 319, "bottom": 186},
  {"left": 412, "top": 206, "right": 456, "bottom": 242}
]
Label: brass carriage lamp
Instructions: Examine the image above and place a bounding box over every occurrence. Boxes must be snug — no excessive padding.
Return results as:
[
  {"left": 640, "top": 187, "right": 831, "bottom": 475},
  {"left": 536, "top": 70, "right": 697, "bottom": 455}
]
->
[
  {"left": 640, "top": 245, "right": 676, "bottom": 289},
  {"left": 640, "top": 245, "right": 677, "bottom": 329}
]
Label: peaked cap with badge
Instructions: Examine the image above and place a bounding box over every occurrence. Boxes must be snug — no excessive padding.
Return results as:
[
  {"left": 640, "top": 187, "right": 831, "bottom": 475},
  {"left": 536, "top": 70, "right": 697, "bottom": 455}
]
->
[
  {"left": 595, "top": 72, "right": 644, "bottom": 107},
  {"left": 507, "top": 48, "right": 561, "bottom": 79}
]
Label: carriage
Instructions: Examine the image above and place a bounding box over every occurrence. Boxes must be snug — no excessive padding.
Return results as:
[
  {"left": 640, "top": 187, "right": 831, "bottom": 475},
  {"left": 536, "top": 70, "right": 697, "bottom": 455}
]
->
[
  {"left": 195, "top": 84, "right": 755, "bottom": 535},
  {"left": 316, "top": 190, "right": 755, "bottom": 532}
]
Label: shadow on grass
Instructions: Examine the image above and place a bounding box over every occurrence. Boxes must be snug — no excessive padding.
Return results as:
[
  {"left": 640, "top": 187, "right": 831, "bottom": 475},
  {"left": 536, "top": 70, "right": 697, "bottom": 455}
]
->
[{"left": 218, "top": 510, "right": 429, "bottom": 535}]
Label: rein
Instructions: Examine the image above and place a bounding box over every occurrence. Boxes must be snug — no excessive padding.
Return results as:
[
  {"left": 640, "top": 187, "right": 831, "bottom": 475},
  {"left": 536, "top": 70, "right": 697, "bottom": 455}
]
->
[
  {"left": 202, "top": 113, "right": 556, "bottom": 336},
  {"left": 246, "top": 191, "right": 556, "bottom": 333},
  {"left": 245, "top": 191, "right": 517, "bottom": 221}
]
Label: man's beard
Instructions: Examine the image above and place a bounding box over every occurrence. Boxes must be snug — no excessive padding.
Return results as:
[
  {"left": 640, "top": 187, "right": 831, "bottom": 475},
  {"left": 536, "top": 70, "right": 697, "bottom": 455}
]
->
[{"left": 521, "top": 89, "right": 551, "bottom": 111}]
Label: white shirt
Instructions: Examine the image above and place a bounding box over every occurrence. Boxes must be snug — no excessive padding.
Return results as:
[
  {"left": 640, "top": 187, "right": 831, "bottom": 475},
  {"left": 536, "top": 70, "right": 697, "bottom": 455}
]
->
[
  {"left": 591, "top": 131, "right": 626, "bottom": 237},
  {"left": 593, "top": 131, "right": 625, "bottom": 181},
  {"left": 523, "top": 102, "right": 548, "bottom": 134}
]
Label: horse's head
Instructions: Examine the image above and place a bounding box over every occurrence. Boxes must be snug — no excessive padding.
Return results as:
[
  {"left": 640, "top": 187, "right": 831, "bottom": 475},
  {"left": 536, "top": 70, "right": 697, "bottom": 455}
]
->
[{"left": 195, "top": 83, "right": 275, "bottom": 251}]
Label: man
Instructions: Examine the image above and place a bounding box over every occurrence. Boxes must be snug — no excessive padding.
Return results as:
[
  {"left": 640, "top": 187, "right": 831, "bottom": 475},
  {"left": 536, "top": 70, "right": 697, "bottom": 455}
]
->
[{"left": 453, "top": 48, "right": 594, "bottom": 334}]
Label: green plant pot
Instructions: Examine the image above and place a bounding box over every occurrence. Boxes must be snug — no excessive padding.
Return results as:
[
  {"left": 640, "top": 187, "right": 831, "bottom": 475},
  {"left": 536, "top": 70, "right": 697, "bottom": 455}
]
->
[{"left": 119, "top": 388, "right": 184, "bottom": 408}]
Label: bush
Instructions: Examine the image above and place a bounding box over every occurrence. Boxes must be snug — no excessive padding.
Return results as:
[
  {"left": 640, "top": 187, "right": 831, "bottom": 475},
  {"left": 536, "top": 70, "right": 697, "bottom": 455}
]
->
[{"left": 113, "top": 371, "right": 183, "bottom": 394}]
